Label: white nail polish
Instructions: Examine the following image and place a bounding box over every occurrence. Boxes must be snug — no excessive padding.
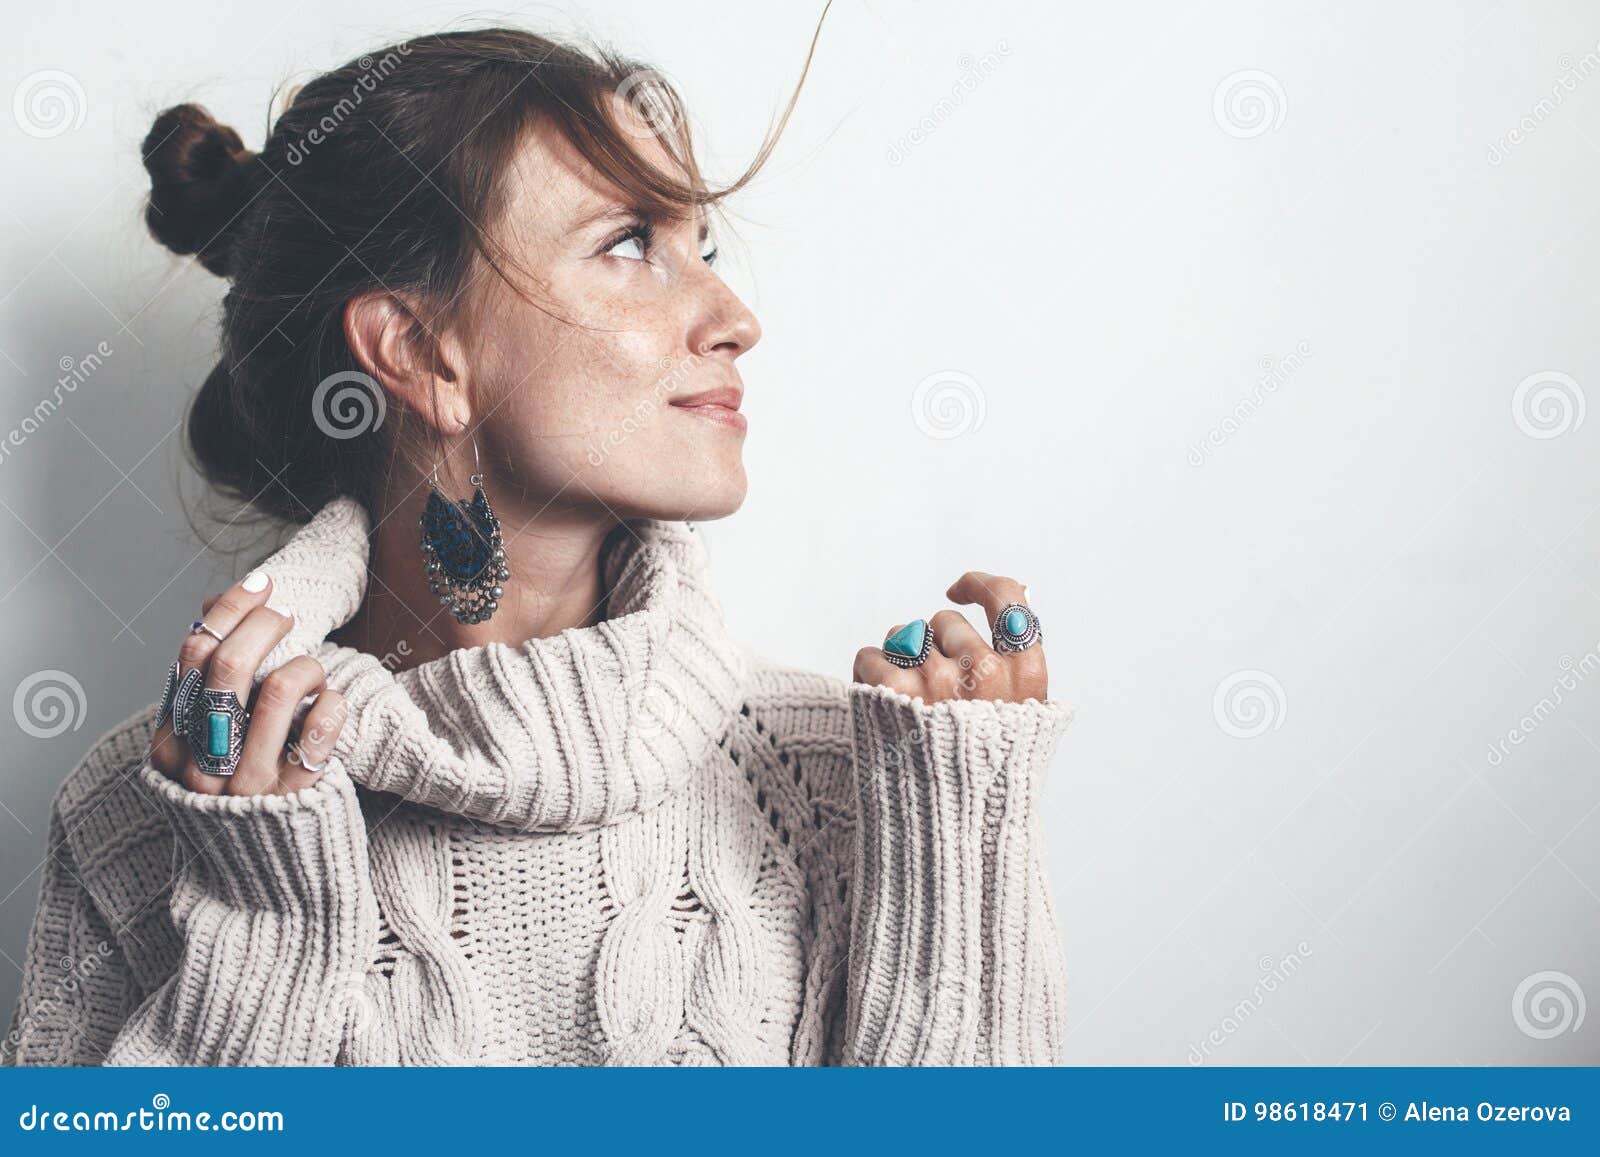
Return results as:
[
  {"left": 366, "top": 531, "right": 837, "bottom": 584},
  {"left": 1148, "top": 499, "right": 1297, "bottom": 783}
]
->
[
  {"left": 241, "top": 569, "right": 269, "bottom": 593},
  {"left": 1023, "top": 585, "right": 1031, "bottom": 603}
]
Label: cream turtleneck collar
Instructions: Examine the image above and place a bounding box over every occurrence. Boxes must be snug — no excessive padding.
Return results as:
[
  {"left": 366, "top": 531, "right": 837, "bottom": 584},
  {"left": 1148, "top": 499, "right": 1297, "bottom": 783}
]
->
[{"left": 249, "top": 497, "right": 749, "bottom": 833}]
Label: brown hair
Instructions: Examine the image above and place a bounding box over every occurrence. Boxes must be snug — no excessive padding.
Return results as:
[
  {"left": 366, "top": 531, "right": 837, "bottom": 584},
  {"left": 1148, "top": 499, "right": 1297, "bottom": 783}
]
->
[{"left": 141, "top": 21, "right": 822, "bottom": 525}]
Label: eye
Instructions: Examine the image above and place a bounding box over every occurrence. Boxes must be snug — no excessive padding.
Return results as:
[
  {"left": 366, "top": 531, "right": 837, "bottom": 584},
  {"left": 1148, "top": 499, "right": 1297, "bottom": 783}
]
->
[
  {"left": 701, "top": 240, "right": 719, "bottom": 267},
  {"left": 605, "top": 226, "right": 649, "bottom": 261}
]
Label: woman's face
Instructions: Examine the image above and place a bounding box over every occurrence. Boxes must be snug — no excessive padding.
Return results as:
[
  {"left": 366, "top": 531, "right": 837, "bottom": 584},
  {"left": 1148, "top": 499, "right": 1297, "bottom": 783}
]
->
[{"left": 458, "top": 97, "right": 762, "bottom": 526}]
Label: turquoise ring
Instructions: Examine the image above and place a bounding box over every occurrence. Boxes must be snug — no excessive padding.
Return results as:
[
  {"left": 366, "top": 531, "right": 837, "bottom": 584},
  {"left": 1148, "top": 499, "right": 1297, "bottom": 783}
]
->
[
  {"left": 183, "top": 686, "right": 251, "bottom": 776},
  {"left": 882, "top": 618, "right": 933, "bottom": 668},
  {"left": 992, "top": 603, "right": 1042, "bottom": 653}
]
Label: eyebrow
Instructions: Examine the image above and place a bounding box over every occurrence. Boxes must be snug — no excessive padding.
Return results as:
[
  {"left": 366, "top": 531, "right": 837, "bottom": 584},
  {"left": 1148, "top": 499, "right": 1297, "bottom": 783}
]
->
[
  {"left": 570, "top": 204, "right": 636, "bottom": 231},
  {"left": 569, "top": 203, "right": 711, "bottom": 242}
]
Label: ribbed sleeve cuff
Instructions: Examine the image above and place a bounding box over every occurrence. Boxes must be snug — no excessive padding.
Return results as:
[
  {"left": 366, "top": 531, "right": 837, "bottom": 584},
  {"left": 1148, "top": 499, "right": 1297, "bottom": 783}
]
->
[
  {"left": 106, "top": 762, "right": 377, "bottom": 1065},
  {"left": 843, "top": 683, "right": 1072, "bottom": 1065},
  {"left": 134, "top": 761, "right": 368, "bottom": 913}
]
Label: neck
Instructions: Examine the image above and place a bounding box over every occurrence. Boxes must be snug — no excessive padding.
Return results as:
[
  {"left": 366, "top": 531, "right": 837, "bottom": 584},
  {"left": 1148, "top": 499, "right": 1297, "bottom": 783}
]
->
[{"left": 333, "top": 483, "right": 620, "bottom": 672}]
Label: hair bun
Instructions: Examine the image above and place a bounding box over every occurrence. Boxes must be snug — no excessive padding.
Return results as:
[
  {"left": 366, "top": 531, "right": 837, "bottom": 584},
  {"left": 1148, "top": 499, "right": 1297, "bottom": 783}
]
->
[{"left": 141, "top": 103, "right": 261, "bottom": 278}]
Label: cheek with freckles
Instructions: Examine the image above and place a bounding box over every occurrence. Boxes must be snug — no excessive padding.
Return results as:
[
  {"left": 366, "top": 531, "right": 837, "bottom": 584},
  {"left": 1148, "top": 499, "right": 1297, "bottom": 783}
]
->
[{"left": 472, "top": 295, "right": 747, "bottom": 520}]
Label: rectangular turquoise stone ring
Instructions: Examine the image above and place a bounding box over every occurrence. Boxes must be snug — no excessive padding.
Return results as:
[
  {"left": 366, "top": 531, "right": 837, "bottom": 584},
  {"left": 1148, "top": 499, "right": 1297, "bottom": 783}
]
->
[
  {"left": 206, "top": 710, "right": 232, "bottom": 758},
  {"left": 187, "top": 686, "right": 249, "bottom": 776}
]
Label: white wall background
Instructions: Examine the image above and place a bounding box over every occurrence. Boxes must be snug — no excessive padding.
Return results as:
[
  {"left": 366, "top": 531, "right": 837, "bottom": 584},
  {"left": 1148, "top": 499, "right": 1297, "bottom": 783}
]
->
[{"left": 2, "top": 0, "right": 1596, "bottom": 1064}]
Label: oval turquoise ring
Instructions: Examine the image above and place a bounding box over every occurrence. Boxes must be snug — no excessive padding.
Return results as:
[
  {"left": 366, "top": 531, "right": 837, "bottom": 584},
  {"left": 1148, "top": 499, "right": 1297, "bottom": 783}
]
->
[
  {"left": 992, "top": 603, "right": 1042, "bottom": 653},
  {"left": 881, "top": 618, "right": 933, "bottom": 668}
]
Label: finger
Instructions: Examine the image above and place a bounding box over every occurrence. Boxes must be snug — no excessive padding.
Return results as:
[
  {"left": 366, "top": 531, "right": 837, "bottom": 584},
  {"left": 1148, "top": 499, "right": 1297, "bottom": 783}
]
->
[
  {"left": 928, "top": 608, "right": 990, "bottom": 660},
  {"left": 852, "top": 645, "right": 923, "bottom": 696},
  {"left": 206, "top": 605, "right": 295, "bottom": 701},
  {"left": 928, "top": 608, "right": 1005, "bottom": 697},
  {"left": 858, "top": 623, "right": 907, "bottom": 683},
  {"left": 182, "top": 604, "right": 294, "bottom": 794},
  {"left": 171, "top": 572, "right": 277, "bottom": 791},
  {"left": 147, "top": 693, "right": 187, "bottom": 779},
  {"left": 175, "top": 570, "right": 275, "bottom": 683},
  {"left": 278, "top": 688, "right": 348, "bottom": 794},
  {"left": 231, "top": 654, "right": 324, "bottom": 796},
  {"left": 949, "top": 573, "right": 1048, "bottom": 702},
  {"left": 947, "top": 569, "right": 1044, "bottom": 671},
  {"left": 945, "top": 571, "right": 1029, "bottom": 630}
]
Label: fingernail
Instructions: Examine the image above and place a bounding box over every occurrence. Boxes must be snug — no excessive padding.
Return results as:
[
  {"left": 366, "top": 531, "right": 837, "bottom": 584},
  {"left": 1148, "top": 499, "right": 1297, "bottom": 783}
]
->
[
  {"left": 241, "top": 569, "right": 269, "bottom": 593},
  {"left": 1023, "top": 584, "right": 1031, "bottom": 602}
]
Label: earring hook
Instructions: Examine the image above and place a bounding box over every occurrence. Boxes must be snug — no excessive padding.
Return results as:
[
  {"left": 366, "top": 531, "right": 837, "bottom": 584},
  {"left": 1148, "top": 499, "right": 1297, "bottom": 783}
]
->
[{"left": 430, "top": 434, "right": 484, "bottom": 490}]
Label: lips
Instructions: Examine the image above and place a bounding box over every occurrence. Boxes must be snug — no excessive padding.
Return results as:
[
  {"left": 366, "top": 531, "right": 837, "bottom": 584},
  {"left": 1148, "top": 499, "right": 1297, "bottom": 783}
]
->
[
  {"left": 669, "top": 384, "right": 747, "bottom": 432},
  {"left": 669, "top": 385, "right": 743, "bottom": 412}
]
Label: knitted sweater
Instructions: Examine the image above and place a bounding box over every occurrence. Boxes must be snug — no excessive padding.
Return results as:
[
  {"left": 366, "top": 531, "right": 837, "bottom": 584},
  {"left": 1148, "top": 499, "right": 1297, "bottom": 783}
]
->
[{"left": 4, "top": 498, "right": 1073, "bottom": 1066}]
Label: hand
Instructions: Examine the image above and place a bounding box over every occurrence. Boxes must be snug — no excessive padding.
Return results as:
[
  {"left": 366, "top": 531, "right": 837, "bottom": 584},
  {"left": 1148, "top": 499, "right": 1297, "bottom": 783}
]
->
[
  {"left": 852, "top": 571, "right": 1046, "bottom": 705},
  {"left": 147, "top": 570, "right": 348, "bottom": 796}
]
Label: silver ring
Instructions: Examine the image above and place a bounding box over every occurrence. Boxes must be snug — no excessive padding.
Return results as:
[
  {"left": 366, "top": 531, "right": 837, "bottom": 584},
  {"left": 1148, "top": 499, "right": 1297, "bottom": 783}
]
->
[
  {"left": 991, "top": 603, "right": 1043, "bottom": 653},
  {"left": 170, "top": 665, "right": 203, "bottom": 731},
  {"left": 287, "top": 742, "right": 327, "bottom": 774},
  {"left": 183, "top": 686, "right": 251, "bottom": 776},
  {"left": 881, "top": 617, "right": 933, "bottom": 668},
  {"left": 155, "top": 659, "right": 180, "bottom": 729},
  {"left": 189, "top": 618, "right": 226, "bottom": 643}
]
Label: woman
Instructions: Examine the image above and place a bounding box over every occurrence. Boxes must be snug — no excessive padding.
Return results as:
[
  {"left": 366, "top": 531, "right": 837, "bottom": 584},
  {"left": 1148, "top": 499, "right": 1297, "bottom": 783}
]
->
[{"left": 4, "top": 26, "right": 1070, "bottom": 1066}]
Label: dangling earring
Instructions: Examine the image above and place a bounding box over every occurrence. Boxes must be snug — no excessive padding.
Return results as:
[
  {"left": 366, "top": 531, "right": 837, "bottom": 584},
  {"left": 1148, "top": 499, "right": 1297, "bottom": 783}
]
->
[{"left": 419, "top": 435, "right": 509, "bottom": 625}]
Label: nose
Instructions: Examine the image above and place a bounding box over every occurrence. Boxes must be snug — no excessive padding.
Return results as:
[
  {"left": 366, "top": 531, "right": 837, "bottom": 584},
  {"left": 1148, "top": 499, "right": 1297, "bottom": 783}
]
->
[{"left": 686, "top": 269, "right": 762, "bottom": 359}]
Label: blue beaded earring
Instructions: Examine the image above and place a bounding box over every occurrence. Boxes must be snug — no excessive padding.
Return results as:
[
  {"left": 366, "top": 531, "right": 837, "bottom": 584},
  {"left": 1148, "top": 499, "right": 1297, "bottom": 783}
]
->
[{"left": 419, "top": 436, "right": 509, "bottom": 625}]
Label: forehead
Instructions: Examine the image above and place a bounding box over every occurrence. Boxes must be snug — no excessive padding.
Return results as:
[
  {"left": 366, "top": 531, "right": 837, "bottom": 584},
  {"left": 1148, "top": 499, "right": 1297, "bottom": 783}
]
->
[{"left": 496, "top": 93, "right": 689, "bottom": 238}]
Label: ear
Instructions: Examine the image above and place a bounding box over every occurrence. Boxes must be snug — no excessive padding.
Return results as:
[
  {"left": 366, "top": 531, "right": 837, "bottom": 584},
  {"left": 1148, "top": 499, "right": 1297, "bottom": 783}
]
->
[{"left": 343, "top": 290, "right": 471, "bottom": 434}]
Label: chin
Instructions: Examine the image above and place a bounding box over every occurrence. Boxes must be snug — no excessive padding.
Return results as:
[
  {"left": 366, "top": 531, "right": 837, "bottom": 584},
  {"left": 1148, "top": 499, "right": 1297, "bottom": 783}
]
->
[
  {"left": 637, "top": 468, "right": 746, "bottom": 523},
  {"left": 690, "top": 490, "right": 745, "bottom": 522},
  {"left": 686, "top": 470, "right": 748, "bottom": 520}
]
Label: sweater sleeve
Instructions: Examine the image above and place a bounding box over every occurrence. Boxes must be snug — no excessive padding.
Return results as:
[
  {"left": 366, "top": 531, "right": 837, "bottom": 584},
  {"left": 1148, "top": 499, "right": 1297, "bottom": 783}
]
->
[
  {"left": 7, "top": 760, "right": 380, "bottom": 1066},
  {"left": 105, "top": 761, "right": 380, "bottom": 1066},
  {"left": 3, "top": 809, "right": 143, "bottom": 1065},
  {"left": 838, "top": 681, "right": 1073, "bottom": 1065}
]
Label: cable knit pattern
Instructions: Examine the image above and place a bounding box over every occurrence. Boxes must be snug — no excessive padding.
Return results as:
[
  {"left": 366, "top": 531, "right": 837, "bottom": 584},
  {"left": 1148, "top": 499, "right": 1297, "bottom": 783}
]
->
[{"left": 4, "top": 498, "right": 1073, "bottom": 1066}]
